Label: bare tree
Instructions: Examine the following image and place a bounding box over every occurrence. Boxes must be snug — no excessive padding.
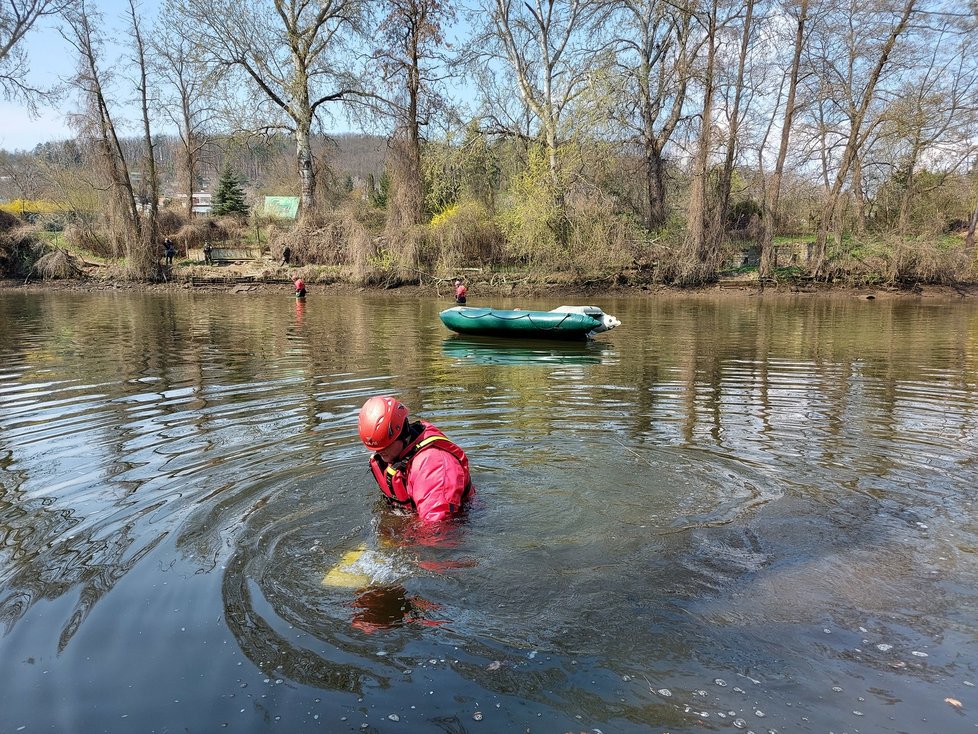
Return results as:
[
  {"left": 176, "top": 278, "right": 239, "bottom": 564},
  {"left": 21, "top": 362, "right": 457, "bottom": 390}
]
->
[
  {"left": 886, "top": 27, "right": 978, "bottom": 235},
  {"left": 178, "top": 0, "right": 366, "bottom": 217},
  {"left": 804, "top": 0, "right": 920, "bottom": 278},
  {"left": 372, "top": 0, "right": 455, "bottom": 229},
  {"left": 477, "top": 0, "right": 594, "bottom": 225},
  {"left": 152, "top": 0, "right": 218, "bottom": 220},
  {"left": 757, "top": 0, "right": 809, "bottom": 280},
  {"left": 127, "top": 0, "right": 158, "bottom": 250},
  {"left": 63, "top": 1, "right": 146, "bottom": 272},
  {"left": 0, "top": 0, "right": 72, "bottom": 104},
  {"left": 681, "top": 0, "right": 721, "bottom": 281},
  {"left": 610, "top": 0, "right": 699, "bottom": 230},
  {"left": 709, "top": 0, "right": 757, "bottom": 252}
]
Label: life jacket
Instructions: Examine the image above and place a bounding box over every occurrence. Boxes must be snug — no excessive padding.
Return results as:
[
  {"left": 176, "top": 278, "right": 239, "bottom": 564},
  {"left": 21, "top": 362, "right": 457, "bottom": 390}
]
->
[{"left": 369, "top": 421, "right": 471, "bottom": 508}]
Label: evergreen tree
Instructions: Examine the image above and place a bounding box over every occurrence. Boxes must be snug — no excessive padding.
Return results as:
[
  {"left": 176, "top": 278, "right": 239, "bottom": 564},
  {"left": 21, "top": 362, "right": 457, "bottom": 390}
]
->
[
  {"left": 371, "top": 171, "right": 390, "bottom": 208},
  {"left": 211, "top": 165, "right": 250, "bottom": 216}
]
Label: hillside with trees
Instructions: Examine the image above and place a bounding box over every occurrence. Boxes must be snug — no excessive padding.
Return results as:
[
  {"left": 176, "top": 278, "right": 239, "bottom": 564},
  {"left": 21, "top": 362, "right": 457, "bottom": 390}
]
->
[{"left": 1, "top": 0, "right": 977, "bottom": 288}]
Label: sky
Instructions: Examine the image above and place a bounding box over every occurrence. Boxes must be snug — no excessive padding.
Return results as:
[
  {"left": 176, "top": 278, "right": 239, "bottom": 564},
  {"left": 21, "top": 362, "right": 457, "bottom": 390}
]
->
[
  {"left": 0, "top": 1, "right": 156, "bottom": 152},
  {"left": 0, "top": 18, "right": 75, "bottom": 150},
  {"left": 1, "top": 2, "right": 479, "bottom": 154}
]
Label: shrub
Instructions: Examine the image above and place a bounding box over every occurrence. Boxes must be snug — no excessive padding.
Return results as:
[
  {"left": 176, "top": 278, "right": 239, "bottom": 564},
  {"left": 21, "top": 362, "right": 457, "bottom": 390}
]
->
[
  {"left": 565, "top": 191, "right": 640, "bottom": 274},
  {"left": 495, "top": 148, "right": 562, "bottom": 266},
  {"left": 63, "top": 222, "right": 114, "bottom": 257},
  {"left": 0, "top": 209, "right": 18, "bottom": 233},
  {"left": 34, "top": 248, "right": 84, "bottom": 279},
  {"left": 270, "top": 207, "right": 377, "bottom": 285},
  {"left": 172, "top": 219, "right": 232, "bottom": 250},
  {"left": 426, "top": 201, "right": 504, "bottom": 273},
  {"left": 0, "top": 222, "right": 43, "bottom": 278},
  {"left": 157, "top": 209, "right": 188, "bottom": 236},
  {"left": 888, "top": 238, "right": 973, "bottom": 284}
]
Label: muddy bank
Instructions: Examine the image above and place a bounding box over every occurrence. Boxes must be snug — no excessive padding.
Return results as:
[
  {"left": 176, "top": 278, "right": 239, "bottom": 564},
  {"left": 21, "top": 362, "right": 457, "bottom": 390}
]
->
[{"left": 3, "top": 275, "right": 976, "bottom": 301}]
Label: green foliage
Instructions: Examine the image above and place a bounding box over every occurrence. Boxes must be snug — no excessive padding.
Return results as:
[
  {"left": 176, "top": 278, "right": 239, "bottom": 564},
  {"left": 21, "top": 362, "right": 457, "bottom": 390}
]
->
[
  {"left": 565, "top": 192, "right": 640, "bottom": 273},
  {"left": 422, "top": 120, "right": 499, "bottom": 216},
  {"left": 495, "top": 146, "right": 561, "bottom": 266},
  {"left": 371, "top": 171, "right": 390, "bottom": 208},
  {"left": 425, "top": 201, "right": 504, "bottom": 272},
  {"left": 211, "top": 165, "right": 250, "bottom": 217},
  {"left": 728, "top": 199, "right": 762, "bottom": 231}
]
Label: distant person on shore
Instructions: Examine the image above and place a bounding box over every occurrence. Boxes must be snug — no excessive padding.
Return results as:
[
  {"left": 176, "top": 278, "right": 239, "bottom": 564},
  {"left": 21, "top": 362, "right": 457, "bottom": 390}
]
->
[
  {"left": 164, "top": 238, "right": 175, "bottom": 266},
  {"left": 293, "top": 275, "right": 306, "bottom": 299},
  {"left": 203, "top": 240, "right": 213, "bottom": 265},
  {"left": 282, "top": 246, "right": 291, "bottom": 266},
  {"left": 357, "top": 395, "right": 473, "bottom": 524},
  {"left": 453, "top": 278, "right": 467, "bottom": 305}
]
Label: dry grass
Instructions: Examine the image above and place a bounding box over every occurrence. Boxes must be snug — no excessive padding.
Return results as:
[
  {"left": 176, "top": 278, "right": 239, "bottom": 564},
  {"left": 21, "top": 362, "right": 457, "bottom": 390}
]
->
[
  {"left": 0, "top": 223, "right": 42, "bottom": 278},
  {"left": 63, "top": 221, "right": 116, "bottom": 257},
  {"left": 33, "top": 248, "right": 85, "bottom": 280},
  {"left": 270, "top": 207, "right": 378, "bottom": 285},
  {"left": 172, "top": 220, "right": 234, "bottom": 250},
  {"left": 0, "top": 209, "right": 18, "bottom": 233},
  {"left": 887, "top": 238, "right": 974, "bottom": 284},
  {"left": 426, "top": 201, "right": 504, "bottom": 273}
]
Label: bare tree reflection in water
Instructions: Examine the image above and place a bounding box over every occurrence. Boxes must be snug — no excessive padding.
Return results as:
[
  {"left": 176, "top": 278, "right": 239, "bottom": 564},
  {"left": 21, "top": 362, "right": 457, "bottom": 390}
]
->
[{"left": 0, "top": 477, "right": 168, "bottom": 651}]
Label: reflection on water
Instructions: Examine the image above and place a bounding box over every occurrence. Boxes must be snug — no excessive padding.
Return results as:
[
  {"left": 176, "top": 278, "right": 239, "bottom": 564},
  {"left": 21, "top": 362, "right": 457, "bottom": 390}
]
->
[
  {"left": 2, "top": 290, "right": 978, "bottom": 732},
  {"left": 349, "top": 585, "right": 447, "bottom": 633},
  {"left": 442, "top": 335, "right": 615, "bottom": 366}
]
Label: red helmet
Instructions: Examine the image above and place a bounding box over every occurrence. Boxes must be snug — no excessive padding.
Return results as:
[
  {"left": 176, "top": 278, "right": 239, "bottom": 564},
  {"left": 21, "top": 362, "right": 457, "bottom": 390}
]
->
[{"left": 358, "top": 396, "right": 409, "bottom": 450}]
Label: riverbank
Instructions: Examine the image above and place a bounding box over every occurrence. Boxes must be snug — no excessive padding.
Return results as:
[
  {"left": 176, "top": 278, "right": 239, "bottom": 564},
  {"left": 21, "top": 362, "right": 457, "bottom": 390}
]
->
[
  {"left": 5, "top": 243, "right": 978, "bottom": 300},
  {"left": 4, "top": 273, "right": 977, "bottom": 301}
]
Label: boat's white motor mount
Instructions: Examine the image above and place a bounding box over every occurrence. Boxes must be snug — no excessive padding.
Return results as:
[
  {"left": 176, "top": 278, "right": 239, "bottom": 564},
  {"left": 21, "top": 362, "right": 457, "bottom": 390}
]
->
[{"left": 550, "top": 305, "right": 622, "bottom": 337}]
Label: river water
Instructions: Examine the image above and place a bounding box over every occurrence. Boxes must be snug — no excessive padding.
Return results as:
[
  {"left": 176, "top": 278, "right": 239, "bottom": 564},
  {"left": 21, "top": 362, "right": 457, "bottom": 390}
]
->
[{"left": 1, "top": 289, "right": 977, "bottom": 733}]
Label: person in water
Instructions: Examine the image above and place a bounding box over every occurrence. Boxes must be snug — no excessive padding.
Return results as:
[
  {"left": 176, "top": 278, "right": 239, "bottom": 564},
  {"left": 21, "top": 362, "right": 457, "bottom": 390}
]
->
[
  {"left": 293, "top": 275, "right": 306, "bottom": 298},
  {"left": 358, "top": 395, "right": 473, "bottom": 523},
  {"left": 453, "top": 278, "right": 467, "bottom": 305}
]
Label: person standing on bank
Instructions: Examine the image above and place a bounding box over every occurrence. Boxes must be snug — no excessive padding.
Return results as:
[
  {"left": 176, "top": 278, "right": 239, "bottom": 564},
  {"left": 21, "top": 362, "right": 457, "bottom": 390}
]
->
[
  {"left": 453, "top": 278, "right": 467, "bottom": 305},
  {"left": 203, "top": 240, "right": 213, "bottom": 265},
  {"left": 293, "top": 274, "right": 306, "bottom": 298},
  {"left": 164, "top": 237, "right": 175, "bottom": 265},
  {"left": 358, "top": 396, "right": 473, "bottom": 523}
]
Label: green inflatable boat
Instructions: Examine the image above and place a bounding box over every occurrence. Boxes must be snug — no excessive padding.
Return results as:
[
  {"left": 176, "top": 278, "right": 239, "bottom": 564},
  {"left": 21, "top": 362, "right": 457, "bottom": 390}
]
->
[{"left": 439, "top": 305, "right": 621, "bottom": 341}]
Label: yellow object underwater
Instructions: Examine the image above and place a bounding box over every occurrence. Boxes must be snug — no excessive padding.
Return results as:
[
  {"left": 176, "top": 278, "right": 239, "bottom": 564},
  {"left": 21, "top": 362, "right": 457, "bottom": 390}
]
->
[{"left": 322, "top": 545, "right": 372, "bottom": 588}]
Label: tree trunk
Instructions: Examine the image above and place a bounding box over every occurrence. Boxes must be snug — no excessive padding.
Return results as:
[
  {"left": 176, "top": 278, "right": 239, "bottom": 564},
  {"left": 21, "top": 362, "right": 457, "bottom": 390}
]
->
[
  {"left": 184, "top": 136, "right": 194, "bottom": 221},
  {"left": 646, "top": 143, "right": 667, "bottom": 230},
  {"left": 67, "top": 7, "right": 142, "bottom": 265},
  {"left": 296, "top": 120, "right": 315, "bottom": 214},
  {"left": 404, "top": 21, "right": 423, "bottom": 226},
  {"left": 852, "top": 156, "right": 865, "bottom": 234},
  {"left": 759, "top": 0, "right": 807, "bottom": 281},
  {"left": 965, "top": 193, "right": 977, "bottom": 255},
  {"left": 711, "top": 0, "right": 754, "bottom": 259},
  {"left": 811, "top": 0, "right": 918, "bottom": 278},
  {"left": 813, "top": 195, "right": 835, "bottom": 277},
  {"left": 130, "top": 0, "right": 158, "bottom": 270},
  {"left": 683, "top": 2, "right": 718, "bottom": 281}
]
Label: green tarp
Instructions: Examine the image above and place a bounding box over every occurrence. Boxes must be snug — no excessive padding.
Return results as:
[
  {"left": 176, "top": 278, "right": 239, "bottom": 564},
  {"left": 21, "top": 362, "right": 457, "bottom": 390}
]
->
[{"left": 263, "top": 196, "right": 300, "bottom": 220}]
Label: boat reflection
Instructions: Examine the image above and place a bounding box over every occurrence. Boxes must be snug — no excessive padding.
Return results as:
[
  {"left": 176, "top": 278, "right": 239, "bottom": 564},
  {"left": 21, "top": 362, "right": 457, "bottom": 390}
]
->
[{"left": 441, "top": 336, "right": 616, "bottom": 366}]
